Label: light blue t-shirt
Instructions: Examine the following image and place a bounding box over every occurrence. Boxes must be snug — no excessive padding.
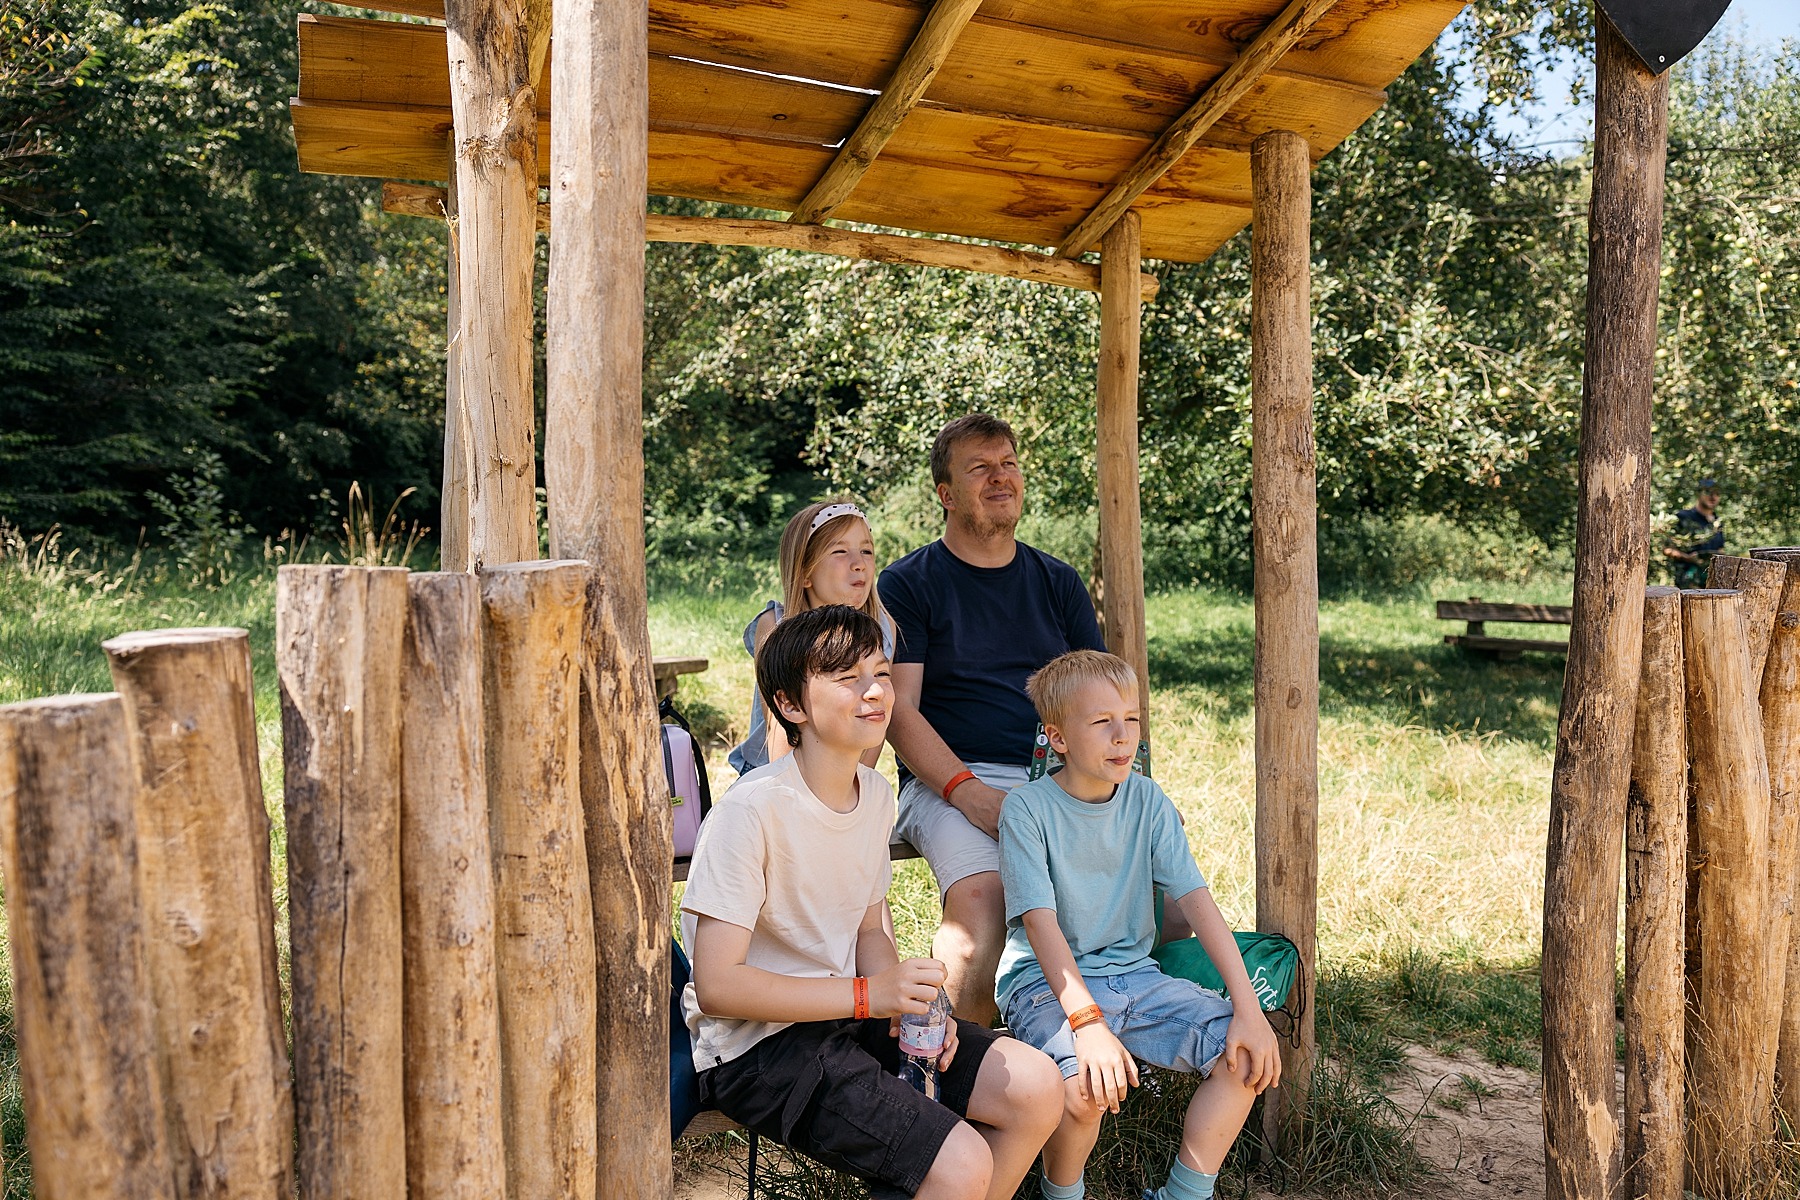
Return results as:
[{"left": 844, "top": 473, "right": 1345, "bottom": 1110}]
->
[{"left": 994, "top": 771, "right": 1207, "bottom": 1014}]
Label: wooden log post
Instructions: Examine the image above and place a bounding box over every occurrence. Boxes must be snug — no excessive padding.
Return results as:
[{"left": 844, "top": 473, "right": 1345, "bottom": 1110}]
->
[
  {"left": 1754, "top": 550, "right": 1800, "bottom": 1124},
  {"left": 1707, "top": 554, "right": 1788, "bottom": 689},
  {"left": 546, "top": 0, "right": 672, "bottom": 1189},
  {"left": 444, "top": 0, "right": 540, "bottom": 568},
  {"left": 481, "top": 560, "right": 599, "bottom": 1200},
  {"left": 1250, "top": 127, "right": 1318, "bottom": 1141},
  {"left": 401, "top": 573, "right": 505, "bottom": 1200},
  {"left": 103, "top": 629, "right": 293, "bottom": 1200},
  {"left": 1540, "top": 14, "right": 1668, "bottom": 1199},
  {"left": 1683, "top": 589, "right": 1774, "bottom": 1195},
  {"left": 0, "top": 694, "right": 175, "bottom": 1200},
  {"left": 441, "top": 139, "right": 472, "bottom": 572},
  {"left": 1624, "top": 588, "right": 1685, "bottom": 1200},
  {"left": 1097, "top": 210, "right": 1151, "bottom": 732},
  {"left": 277, "top": 565, "right": 410, "bottom": 1200}
]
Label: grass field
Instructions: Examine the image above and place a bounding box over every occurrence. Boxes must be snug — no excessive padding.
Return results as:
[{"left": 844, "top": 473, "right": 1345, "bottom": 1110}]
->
[{"left": 0, "top": 535, "right": 1567, "bottom": 1197}]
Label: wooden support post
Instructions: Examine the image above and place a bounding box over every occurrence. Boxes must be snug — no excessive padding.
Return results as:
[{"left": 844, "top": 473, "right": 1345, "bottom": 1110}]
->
[
  {"left": 1097, "top": 210, "right": 1150, "bottom": 732},
  {"left": 1684, "top": 588, "right": 1775, "bottom": 1194},
  {"left": 401, "top": 574, "right": 506, "bottom": 1200},
  {"left": 1707, "top": 554, "right": 1788, "bottom": 689},
  {"left": 1624, "top": 588, "right": 1685, "bottom": 1200},
  {"left": 1250, "top": 126, "right": 1318, "bottom": 1141},
  {"left": 277, "top": 565, "right": 410, "bottom": 1200},
  {"left": 1540, "top": 14, "right": 1667, "bottom": 1199},
  {"left": 0, "top": 694, "right": 174, "bottom": 1200},
  {"left": 444, "top": 0, "right": 540, "bottom": 568},
  {"left": 103, "top": 629, "right": 293, "bottom": 1200},
  {"left": 546, "top": 0, "right": 672, "bottom": 1189},
  {"left": 481, "top": 560, "right": 599, "bottom": 1200},
  {"left": 441, "top": 139, "right": 472, "bottom": 572},
  {"left": 1754, "top": 550, "right": 1800, "bottom": 1124}
]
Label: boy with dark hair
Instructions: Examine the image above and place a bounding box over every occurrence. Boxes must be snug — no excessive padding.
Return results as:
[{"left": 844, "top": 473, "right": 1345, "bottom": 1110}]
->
[
  {"left": 998, "top": 650, "right": 1280, "bottom": 1200},
  {"left": 682, "top": 605, "right": 1064, "bottom": 1200}
]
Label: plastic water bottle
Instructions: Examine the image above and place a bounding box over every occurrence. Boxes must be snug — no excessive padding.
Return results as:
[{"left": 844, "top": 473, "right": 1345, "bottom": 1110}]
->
[{"left": 897, "top": 987, "right": 952, "bottom": 1099}]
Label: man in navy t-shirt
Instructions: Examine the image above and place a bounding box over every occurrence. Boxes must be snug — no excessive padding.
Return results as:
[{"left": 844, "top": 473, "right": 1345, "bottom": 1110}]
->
[{"left": 880, "top": 413, "right": 1105, "bottom": 1023}]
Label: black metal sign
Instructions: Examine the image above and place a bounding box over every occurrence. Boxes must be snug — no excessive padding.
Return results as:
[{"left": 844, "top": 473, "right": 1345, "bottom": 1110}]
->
[{"left": 1596, "top": 0, "right": 1735, "bottom": 73}]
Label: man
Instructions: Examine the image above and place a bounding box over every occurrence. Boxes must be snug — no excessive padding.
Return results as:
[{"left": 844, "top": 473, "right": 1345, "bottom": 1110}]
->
[
  {"left": 879, "top": 414, "right": 1107, "bottom": 1024},
  {"left": 1663, "top": 478, "right": 1725, "bottom": 589}
]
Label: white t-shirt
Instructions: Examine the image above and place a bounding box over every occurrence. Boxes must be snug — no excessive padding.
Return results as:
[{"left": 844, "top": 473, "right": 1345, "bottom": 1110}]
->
[{"left": 680, "top": 753, "right": 896, "bottom": 1069}]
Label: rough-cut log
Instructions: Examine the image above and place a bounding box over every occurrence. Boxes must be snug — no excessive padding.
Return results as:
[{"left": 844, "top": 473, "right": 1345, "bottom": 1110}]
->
[
  {"left": 441, "top": 142, "right": 472, "bottom": 572},
  {"left": 1250, "top": 127, "right": 1317, "bottom": 1143},
  {"left": 546, "top": 0, "right": 673, "bottom": 1188},
  {"left": 401, "top": 574, "right": 505, "bottom": 1200},
  {"left": 481, "top": 560, "right": 600, "bottom": 1200},
  {"left": 1754, "top": 549, "right": 1800, "bottom": 1125},
  {"left": 1707, "top": 554, "right": 1788, "bottom": 690},
  {"left": 789, "top": 0, "right": 984, "bottom": 224},
  {"left": 1540, "top": 15, "right": 1667, "bottom": 1199},
  {"left": 380, "top": 185, "right": 1162, "bottom": 298},
  {"left": 278, "top": 565, "right": 410, "bottom": 1200},
  {"left": 1684, "top": 588, "right": 1774, "bottom": 1196},
  {"left": 445, "top": 0, "right": 540, "bottom": 567},
  {"left": 1623, "top": 588, "right": 1684, "bottom": 1200},
  {"left": 1097, "top": 211, "right": 1150, "bottom": 735},
  {"left": 0, "top": 694, "right": 175, "bottom": 1200},
  {"left": 103, "top": 629, "right": 293, "bottom": 1200},
  {"left": 1056, "top": 0, "right": 1339, "bottom": 257}
]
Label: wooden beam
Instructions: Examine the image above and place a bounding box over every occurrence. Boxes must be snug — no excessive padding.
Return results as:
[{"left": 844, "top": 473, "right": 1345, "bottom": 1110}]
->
[
  {"left": 1250, "top": 126, "right": 1318, "bottom": 1145},
  {"left": 1096, "top": 211, "right": 1150, "bottom": 741},
  {"left": 383, "top": 184, "right": 1161, "bottom": 297},
  {"left": 1056, "top": 0, "right": 1339, "bottom": 258},
  {"left": 440, "top": 143, "right": 473, "bottom": 572},
  {"left": 789, "top": 0, "right": 984, "bottom": 225},
  {"left": 1540, "top": 13, "right": 1668, "bottom": 1200}
]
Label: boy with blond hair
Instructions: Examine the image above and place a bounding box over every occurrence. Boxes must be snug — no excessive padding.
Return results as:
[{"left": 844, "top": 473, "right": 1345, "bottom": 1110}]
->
[{"left": 996, "top": 649, "right": 1280, "bottom": 1200}]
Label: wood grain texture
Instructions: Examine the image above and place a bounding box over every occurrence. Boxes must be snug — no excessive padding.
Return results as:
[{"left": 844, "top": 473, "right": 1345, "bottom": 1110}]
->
[
  {"left": 400, "top": 574, "right": 505, "bottom": 1200},
  {"left": 1707, "top": 553, "right": 1789, "bottom": 692},
  {"left": 1539, "top": 16, "right": 1666, "bottom": 1199},
  {"left": 1683, "top": 589, "right": 1774, "bottom": 1195},
  {"left": 1097, "top": 211, "right": 1151, "bottom": 736},
  {"left": 103, "top": 629, "right": 293, "bottom": 1200},
  {"left": 0, "top": 694, "right": 175, "bottom": 1200},
  {"left": 277, "top": 565, "right": 410, "bottom": 1200},
  {"left": 1623, "top": 588, "right": 1685, "bottom": 1200},
  {"left": 1250, "top": 127, "right": 1317, "bottom": 1141},
  {"left": 440, "top": 146, "right": 472, "bottom": 572},
  {"left": 480, "top": 561, "right": 600, "bottom": 1200},
  {"left": 790, "top": 0, "right": 986, "bottom": 223},
  {"left": 1753, "top": 550, "right": 1800, "bottom": 1127}
]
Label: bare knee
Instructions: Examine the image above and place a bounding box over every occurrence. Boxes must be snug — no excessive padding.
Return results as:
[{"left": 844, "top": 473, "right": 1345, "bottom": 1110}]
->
[
  {"left": 941, "top": 874, "right": 1005, "bottom": 958},
  {"left": 1013, "top": 1046, "right": 1067, "bottom": 1138},
  {"left": 916, "top": 1122, "right": 993, "bottom": 1200},
  {"left": 1062, "top": 1076, "right": 1105, "bottom": 1130}
]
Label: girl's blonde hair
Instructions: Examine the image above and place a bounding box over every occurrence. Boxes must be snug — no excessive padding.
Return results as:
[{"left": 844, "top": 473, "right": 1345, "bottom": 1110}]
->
[{"left": 778, "top": 499, "right": 889, "bottom": 629}]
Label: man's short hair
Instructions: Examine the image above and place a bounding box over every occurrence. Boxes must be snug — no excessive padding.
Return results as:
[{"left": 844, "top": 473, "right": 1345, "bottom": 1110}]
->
[
  {"left": 757, "top": 605, "right": 886, "bottom": 748},
  {"left": 929, "top": 414, "right": 1018, "bottom": 489},
  {"left": 1026, "top": 649, "right": 1140, "bottom": 729}
]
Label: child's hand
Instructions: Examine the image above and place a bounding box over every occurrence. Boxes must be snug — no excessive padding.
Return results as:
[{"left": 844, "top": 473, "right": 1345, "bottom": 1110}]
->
[
  {"left": 1224, "top": 1009, "right": 1281, "bottom": 1093},
  {"left": 936, "top": 1017, "right": 959, "bottom": 1073},
  {"left": 869, "top": 958, "right": 946, "bottom": 1018},
  {"left": 1072, "top": 1022, "right": 1139, "bottom": 1113}
]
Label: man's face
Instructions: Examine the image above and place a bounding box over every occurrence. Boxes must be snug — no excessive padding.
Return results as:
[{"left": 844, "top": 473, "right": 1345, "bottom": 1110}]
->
[
  {"left": 937, "top": 435, "right": 1023, "bottom": 537},
  {"left": 1698, "top": 489, "right": 1721, "bottom": 514}
]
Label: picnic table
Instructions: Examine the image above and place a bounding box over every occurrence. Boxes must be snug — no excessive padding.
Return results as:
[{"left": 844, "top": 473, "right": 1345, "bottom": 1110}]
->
[
  {"left": 652, "top": 655, "right": 708, "bottom": 700},
  {"left": 1436, "top": 596, "right": 1572, "bottom": 661}
]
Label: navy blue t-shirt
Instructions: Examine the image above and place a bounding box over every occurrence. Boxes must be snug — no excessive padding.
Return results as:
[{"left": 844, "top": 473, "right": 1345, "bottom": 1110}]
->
[{"left": 879, "top": 540, "right": 1105, "bottom": 774}]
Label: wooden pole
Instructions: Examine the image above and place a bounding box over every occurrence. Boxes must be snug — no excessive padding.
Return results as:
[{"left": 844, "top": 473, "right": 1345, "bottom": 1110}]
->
[
  {"left": 546, "top": 0, "right": 672, "bottom": 1188},
  {"left": 1540, "top": 14, "right": 1668, "bottom": 1198},
  {"left": 1754, "top": 550, "right": 1800, "bottom": 1124},
  {"left": 1683, "top": 588, "right": 1774, "bottom": 1195},
  {"left": 1250, "top": 126, "right": 1318, "bottom": 1140},
  {"left": 1097, "top": 210, "right": 1151, "bottom": 734},
  {"left": 277, "top": 565, "right": 410, "bottom": 1200},
  {"left": 1624, "top": 588, "right": 1685, "bottom": 1200},
  {"left": 401, "top": 573, "right": 506, "bottom": 1200},
  {"left": 1706, "top": 554, "right": 1788, "bottom": 689},
  {"left": 0, "top": 694, "right": 175, "bottom": 1200},
  {"left": 103, "top": 628, "right": 293, "bottom": 1200},
  {"left": 481, "top": 560, "right": 599, "bottom": 1200},
  {"left": 444, "top": 0, "right": 540, "bottom": 568},
  {"left": 441, "top": 138, "right": 472, "bottom": 572}
]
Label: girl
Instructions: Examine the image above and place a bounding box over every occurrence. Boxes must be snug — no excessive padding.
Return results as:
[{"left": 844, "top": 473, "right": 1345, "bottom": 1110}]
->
[{"left": 728, "top": 500, "right": 896, "bottom": 775}]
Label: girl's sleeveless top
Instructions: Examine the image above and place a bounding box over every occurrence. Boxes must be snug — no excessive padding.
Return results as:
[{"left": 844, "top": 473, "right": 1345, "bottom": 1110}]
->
[{"left": 726, "top": 600, "right": 896, "bottom": 775}]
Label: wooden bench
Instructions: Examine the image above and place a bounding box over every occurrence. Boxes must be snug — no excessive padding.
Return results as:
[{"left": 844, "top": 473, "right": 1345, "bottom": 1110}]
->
[
  {"left": 1436, "top": 596, "right": 1572, "bottom": 660},
  {"left": 653, "top": 655, "right": 709, "bottom": 701}
]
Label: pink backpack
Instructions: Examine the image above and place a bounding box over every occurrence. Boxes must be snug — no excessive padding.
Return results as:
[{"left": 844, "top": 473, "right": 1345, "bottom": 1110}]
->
[{"left": 660, "top": 697, "right": 713, "bottom": 861}]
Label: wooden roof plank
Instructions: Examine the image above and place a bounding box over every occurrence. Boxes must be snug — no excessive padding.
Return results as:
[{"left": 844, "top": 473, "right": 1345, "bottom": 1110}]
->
[
  {"left": 1056, "top": 0, "right": 1340, "bottom": 257},
  {"left": 789, "top": 0, "right": 985, "bottom": 224}
]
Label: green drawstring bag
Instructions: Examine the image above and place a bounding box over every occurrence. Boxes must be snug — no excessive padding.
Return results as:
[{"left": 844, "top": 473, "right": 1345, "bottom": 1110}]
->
[{"left": 1151, "top": 900, "right": 1306, "bottom": 1045}]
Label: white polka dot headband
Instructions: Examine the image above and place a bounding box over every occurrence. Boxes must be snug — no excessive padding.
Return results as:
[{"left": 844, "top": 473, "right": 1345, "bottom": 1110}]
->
[{"left": 809, "top": 502, "right": 866, "bottom": 534}]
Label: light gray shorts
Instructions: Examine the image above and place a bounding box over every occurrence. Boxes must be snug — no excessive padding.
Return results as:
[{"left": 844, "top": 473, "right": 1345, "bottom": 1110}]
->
[{"left": 896, "top": 762, "right": 1029, "bottom": 896}]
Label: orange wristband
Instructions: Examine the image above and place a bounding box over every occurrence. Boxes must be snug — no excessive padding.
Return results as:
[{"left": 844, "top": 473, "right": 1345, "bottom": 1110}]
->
[
  {"left": 1068, "top": 1004, "right": 1104, "bottom": 1031},
  {"left": 943, "top": 769, "right": 978, "bottom": 798},
  {"left": 853, "top": 977, "right": 870, "bottom": 1020}
]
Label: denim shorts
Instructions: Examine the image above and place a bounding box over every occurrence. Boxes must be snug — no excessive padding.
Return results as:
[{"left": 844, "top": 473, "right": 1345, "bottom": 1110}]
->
[{"left": 1002, "top": 966, "right": 1234, "bottom": 1080}]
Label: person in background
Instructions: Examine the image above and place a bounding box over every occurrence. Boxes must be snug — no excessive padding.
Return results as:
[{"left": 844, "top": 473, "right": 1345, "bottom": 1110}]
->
[
  {"left": 729, "top": 500, "right": 895, "bottom": 775},
  {"left": 1663, "top": 477, "right": 1725, "bottom": 590}
]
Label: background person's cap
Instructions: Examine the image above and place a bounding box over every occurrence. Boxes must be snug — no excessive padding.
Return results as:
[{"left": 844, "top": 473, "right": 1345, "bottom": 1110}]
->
[{"left": 1697, "top": 477, "right": 1721, "bottom": 492}]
